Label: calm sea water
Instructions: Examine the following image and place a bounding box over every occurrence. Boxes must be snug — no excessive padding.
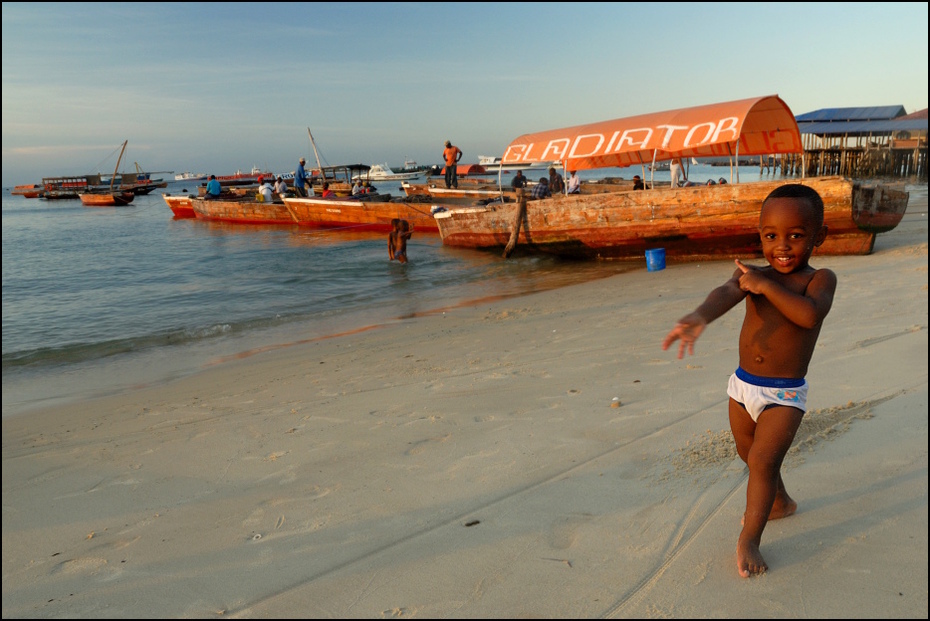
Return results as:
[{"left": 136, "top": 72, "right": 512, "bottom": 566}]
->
[{"left": 0, "top": 165, "right": 841, "bottom": 418}]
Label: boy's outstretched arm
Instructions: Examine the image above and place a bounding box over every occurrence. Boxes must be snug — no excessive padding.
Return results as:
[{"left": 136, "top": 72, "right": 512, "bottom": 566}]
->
[{"left": 662, "top": 271, "right": 747, "bottom": 358}]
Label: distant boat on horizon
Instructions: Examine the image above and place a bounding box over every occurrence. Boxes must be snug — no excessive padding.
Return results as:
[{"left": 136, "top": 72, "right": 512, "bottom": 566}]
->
[
  {"left": 477, "top": 155, "right": 558, "bottom": 171},
  {"left": 354, "top": 163, "right": 423, "bottom": 181},
  {"left": 175, "top": 172, "right": 208, "bottom": 182}
]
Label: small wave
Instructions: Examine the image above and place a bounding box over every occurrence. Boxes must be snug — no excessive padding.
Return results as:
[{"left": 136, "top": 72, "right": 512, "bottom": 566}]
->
[{"left": 2, "top": 322, "right": 235, "bottom": 371}]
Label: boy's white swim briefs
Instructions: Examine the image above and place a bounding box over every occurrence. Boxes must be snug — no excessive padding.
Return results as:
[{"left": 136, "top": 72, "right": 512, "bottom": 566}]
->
[{"left": 727, "top": 367, "right": 808, "bottom": 422}]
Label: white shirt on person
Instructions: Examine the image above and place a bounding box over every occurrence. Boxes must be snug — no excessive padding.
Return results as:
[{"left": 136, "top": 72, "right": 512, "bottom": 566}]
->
[{"left": 567, "top": 173, "right": 581, "bottom": 194}]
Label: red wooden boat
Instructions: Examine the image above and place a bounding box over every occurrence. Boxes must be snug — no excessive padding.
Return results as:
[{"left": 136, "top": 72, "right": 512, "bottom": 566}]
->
[{"left": 163, "top": 194, "right": 196, "bottom": 218}]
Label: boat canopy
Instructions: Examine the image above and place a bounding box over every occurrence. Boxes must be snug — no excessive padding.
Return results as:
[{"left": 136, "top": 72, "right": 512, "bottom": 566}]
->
[
  {"left": 501, "top": 95, "right": 802, "bottom": 171},
  {"left": 314, "top": 164, "right": 370, "bottom": 180}
]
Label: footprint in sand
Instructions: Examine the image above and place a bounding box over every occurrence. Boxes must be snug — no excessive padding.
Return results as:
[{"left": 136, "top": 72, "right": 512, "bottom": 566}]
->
[
  {"left": 54, "top": 557, "right": 109, "bottom": 575},
  {"left": 548, "top": 514, "right": 594, "bottom": 550}
]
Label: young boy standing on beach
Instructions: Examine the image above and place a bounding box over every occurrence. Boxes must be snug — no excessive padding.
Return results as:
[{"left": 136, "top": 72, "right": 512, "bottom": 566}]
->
[{"left": 662, "top": 184, "right": 837, "bottom": 578}]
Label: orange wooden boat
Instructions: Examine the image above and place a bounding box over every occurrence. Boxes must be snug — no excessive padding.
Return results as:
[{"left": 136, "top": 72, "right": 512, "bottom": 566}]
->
[
  {"left": 162, "top": 194, "right": 196, "bottom": 218},
  {"left": 435, "top": 176, "right": 908, "bottom": 260},
  {"left": 79, "top": 191, "right": 135, "bottom": 207},
  {"left": 11, "top": 184, "right": 45, "bottom": 198},
  {"left": 78, "top": 140, "right": 135, "bottom": 207},
  {"left": 434, "top": 95, "right": 909, "bottom": 260},
  {"left": 281, "top": 195, "right": 440, "bottom": 232},
  {"left": 189, "top": 196, "right": 297, "bottom": 224}
]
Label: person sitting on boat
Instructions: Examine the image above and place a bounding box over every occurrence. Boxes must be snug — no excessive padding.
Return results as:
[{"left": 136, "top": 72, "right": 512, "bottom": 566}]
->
[
  {"left": 633, "top": 175, "right": 646, "bottom": 191},
  {"left": 274, "top": 176, "right": 288, "bottom": 195},
  {"left": 566, "top": 171, "right": 581, "bottom": 194},
  {"left": 320, "top": 182, "right": 335, "bottom": 198},
  {"left": 352, "top": 180, "right": 364, "bottom": 196},
  {"left": 511, "top": 170, "right": 528, "bottom": 190},
  {"left": 258, "top": 177, "right": 274, "bottom": 203},
  {"left": 364, "top": 181, "right": 377, "bottom": 194},
  {"left": 294, "top": 157, "right": 310, "bottom": 197},
  {"left": 531, "top": 177, "right": 551, "bottom": 200},
  {"left": 718, "top": 177, "right": 728, "bottom": 185},
  {"left": 204, "top": 175, "right": 221, "bottom": 200},
  {"left": 548, "top": 167, "right": 565, "bottom": 194}
]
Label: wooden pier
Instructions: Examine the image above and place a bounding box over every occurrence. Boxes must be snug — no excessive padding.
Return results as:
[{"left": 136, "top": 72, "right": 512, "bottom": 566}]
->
[
  {"left": 785, "top": 135, "right": 926, "bottom": 179},
  {"left": 775, "top": 106, "right": 929, "bottom": 180}
]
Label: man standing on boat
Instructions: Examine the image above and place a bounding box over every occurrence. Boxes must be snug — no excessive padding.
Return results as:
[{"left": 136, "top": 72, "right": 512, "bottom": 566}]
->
[
  {"left": 294, "top": 157, "right": 310, "bottom": 197},
  {"left": 443, "top": 140, "right": 463, "bottom": 189},
  {"left": 670, "top": 157, "right": 687, "bottom": 188}
]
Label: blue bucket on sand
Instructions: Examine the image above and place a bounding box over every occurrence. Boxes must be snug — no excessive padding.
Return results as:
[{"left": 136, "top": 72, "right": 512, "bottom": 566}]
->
[{"left": 645, "top": 248, "right": 666, "bottom": 272}]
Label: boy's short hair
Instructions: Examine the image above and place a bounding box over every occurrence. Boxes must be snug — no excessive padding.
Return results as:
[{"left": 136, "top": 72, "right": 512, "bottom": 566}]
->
[{"left": 763, "top": 184, "right": 825, "bottom": 228}]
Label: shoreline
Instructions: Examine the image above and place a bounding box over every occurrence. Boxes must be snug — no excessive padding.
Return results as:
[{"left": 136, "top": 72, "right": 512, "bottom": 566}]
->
[{"left": 2, "top": 191, "right": 927, "bottom": 617}]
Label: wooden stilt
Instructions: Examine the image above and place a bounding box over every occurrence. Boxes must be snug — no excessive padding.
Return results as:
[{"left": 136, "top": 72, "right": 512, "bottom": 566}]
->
[{"left": 503, "top": 189, "right": 527, "bottom": 258}]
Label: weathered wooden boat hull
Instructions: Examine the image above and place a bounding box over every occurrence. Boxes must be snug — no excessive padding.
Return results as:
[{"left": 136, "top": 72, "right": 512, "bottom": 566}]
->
[
  {"left": 190, "top": 197, "right": 297, "bottom": 224},
  {"left": 281, "top": 196, "right": 440, "bottom": 232},
  {"left": 433, "top": 177, "right": 908, "bottom": 260},
  {"left": 404, "top": 179, "right": 639, "bottom": 200},
  {"left": 79, "top": 192, "right": 135, "bottom": 207},
  {"left": 163, "top": 194, "right": 196, "bottom": 219}
]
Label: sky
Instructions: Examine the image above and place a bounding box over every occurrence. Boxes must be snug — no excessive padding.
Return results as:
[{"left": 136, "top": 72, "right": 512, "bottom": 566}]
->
[{"left": 2, "top": 2, "right": 927, "bottom": 186}]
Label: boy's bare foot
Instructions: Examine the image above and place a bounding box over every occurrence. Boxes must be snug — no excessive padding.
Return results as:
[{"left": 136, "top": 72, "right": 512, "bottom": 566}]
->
[{"left": 737, "top": 536, "right": 768, "bottom": 578}]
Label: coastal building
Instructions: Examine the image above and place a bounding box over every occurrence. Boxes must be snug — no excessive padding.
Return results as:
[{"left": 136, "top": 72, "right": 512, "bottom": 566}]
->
[{"left": 790, "top": 105, "right": 928, "bottom": 179}]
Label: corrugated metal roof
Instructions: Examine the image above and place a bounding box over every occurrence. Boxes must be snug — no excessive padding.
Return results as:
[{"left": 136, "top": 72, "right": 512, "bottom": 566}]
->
[
  {"left": 794, "top": 105, "right": 907, "bottom": 122},
  {"left": 900, "top": 108, "right": 928, "bottom": 120},
  {"left": 797, "top": 118, "right": 928, "bottom": 136}
]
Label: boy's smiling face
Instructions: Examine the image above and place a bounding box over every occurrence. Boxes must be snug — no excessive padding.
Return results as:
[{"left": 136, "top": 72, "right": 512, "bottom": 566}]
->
[{"left": 759, "top": 197, "right": 827, "bottom": 274}]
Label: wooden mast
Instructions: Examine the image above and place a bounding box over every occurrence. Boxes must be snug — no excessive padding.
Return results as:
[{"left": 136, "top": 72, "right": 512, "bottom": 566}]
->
[
  {"left": 307, "top": 128, "right": 325, "bottom": 182},
  {"left": 110, "top": 140, "right": 128, "bottom": 192}
]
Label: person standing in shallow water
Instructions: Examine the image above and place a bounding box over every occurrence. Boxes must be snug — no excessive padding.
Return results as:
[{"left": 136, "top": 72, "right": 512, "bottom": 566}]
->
[
  {"left": 389, "top": 219, "right": 413, "bottom": 264},
  {"left": 662, "top": 184, "right": 837, "bottom": 578}
]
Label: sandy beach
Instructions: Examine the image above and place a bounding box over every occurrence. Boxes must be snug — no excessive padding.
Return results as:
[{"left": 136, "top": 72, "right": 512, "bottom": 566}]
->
[{"left": 3, "top": 188, "right": 927, "bottom": 618}]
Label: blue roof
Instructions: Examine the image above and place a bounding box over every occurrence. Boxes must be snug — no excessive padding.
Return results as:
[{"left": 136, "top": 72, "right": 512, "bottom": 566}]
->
[
  {"left": 797, "top": 118, "right": 928, "bottom": 136},
  {"left": 794, "top": 105, "right": 907, "bottom": 122}
]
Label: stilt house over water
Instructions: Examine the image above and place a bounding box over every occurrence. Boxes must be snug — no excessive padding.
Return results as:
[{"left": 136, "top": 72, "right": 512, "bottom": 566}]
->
[{"left": 785, "top": 105, "right": 927, "bottom": 179}]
